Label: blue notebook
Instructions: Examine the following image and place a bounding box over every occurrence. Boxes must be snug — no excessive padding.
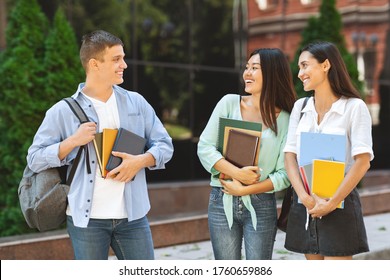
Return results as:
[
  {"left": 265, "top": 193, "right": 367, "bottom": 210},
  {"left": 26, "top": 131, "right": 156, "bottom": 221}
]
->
[{"left": 299, "top": 132, "right": 346, "bottom": 166}]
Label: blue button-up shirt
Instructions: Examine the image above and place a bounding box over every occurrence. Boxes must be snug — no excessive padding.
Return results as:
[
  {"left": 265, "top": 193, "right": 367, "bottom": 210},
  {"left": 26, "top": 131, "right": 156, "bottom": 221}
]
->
[{"left": 27, "top": 83, "right": 173, "bottom": 227}]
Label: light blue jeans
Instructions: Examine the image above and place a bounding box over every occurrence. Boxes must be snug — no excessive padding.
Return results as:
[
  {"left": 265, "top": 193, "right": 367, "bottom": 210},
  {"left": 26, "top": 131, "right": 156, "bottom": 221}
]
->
[
  {"left": 67, "top": 215, "right": 154, "bottom": 260},
  {"left": 208, "top": 187, "right": 277, "bottom": 260}
]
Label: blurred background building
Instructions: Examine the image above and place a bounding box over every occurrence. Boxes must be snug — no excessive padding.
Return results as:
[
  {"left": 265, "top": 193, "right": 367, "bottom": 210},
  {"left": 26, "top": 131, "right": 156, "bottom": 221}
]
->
[{"left": 247, "top": 0, "right": 389, "bottom": 126}]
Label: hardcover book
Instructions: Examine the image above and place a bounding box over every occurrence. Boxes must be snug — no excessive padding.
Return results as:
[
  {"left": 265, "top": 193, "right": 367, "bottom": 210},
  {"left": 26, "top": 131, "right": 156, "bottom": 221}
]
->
[
  {"left": 106, "top": 128, "right": 147, "bottom": 172},
  {"left": 218, "top": 118, "right": 262, "bottom": 180},
  {"left": 218, "top": 117, "right": 262, "bottom": 153},
  {"left": 93, "top": 132, "right": 103, "bottom": 176},
  {"left": 101, "top": 128, "right": 118, "bottom": 177},
  {"left": 299, "top": 163, "right": 313, "bottom": 195},
  {"left": 225, "top": 129, "right": 260, "bottom": 168}
]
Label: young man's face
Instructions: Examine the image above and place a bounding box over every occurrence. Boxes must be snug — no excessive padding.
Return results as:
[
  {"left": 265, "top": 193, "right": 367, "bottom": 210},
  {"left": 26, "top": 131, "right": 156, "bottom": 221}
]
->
[{"left": 96, "top": 45, "right": 127, "bottom": 85}]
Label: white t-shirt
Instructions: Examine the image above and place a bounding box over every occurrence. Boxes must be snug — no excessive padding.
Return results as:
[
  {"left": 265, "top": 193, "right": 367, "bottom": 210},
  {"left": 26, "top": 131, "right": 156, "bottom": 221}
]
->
[
  {"left": 82, "top": 92, "right": 127, "bottom": 219},
  {"left": 283, "top": 96, "right": 374, "bottom": 172}
]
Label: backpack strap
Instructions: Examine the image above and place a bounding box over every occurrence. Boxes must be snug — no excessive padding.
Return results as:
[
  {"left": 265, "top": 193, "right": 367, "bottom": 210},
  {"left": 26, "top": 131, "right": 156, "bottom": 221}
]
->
[
  {"left": 63, "top": 97, "right": 89, "bottom": 124},
  {"left": 62, "top": 97, "right": 91, "bottom": 185},
  {"left": 299, "top": 97, "right": 309, "bottom": 121}
]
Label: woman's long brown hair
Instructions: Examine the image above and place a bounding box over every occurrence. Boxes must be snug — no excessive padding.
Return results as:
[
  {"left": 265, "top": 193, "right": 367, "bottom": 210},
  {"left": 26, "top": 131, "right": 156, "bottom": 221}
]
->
[
  {"left": 248, "top": 48, "right": 297, "bottom": 134},
  {"left": 300, "top": 41, "right": 361, "bottom": 99}
]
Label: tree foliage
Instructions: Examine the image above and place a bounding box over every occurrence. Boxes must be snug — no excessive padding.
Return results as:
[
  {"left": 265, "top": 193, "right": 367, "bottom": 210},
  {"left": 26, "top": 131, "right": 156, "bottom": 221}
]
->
[
  {"left": 0, "top": 0, "right": 82, "bottom": 237},
  {"left": 60, "top": 0, "right": 133, "bottom": 49},
  {"left": 291, "top": 0, "right": 362, "bottom": 98},
  {"left": 43, "top": 8, "right": 84, "bottom": 106},
  {"left": 0, "top": 0, "right": 49, "bottom": 236}
]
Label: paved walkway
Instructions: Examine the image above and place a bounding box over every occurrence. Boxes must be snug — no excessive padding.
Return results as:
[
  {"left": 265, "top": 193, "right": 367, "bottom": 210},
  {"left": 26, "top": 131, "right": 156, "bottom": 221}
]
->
[{"left": 154, "top": 212, "right": 390, "bottom": 260}]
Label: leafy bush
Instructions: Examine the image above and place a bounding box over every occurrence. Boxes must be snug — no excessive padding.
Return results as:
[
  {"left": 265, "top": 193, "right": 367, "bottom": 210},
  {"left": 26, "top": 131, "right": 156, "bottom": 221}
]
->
[{"left": 0, "top": 0, "right": 82, "bottom": 237}]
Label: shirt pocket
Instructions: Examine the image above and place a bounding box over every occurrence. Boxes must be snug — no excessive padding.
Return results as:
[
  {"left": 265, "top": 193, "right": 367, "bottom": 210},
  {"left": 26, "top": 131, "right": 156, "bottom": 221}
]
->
[{"left": 125, "top": 114, "right": 145, "bottom": 135}]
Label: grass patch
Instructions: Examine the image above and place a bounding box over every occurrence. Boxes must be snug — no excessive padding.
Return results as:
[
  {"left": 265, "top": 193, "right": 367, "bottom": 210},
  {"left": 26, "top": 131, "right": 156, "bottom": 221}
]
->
[
  {"left": 164, "top": 123, "right": 192, "bottom": 140},
  {"left": 275, "top": 249, "right": 291, "bottom": 255}
]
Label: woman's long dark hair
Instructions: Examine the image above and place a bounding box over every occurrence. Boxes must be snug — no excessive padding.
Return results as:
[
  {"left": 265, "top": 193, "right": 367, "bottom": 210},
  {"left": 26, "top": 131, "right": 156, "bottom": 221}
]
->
[
  {"left": 249, "top": 48, "right": 297, "bottom": 134},
  {"left": 300, "top": 41, "right": 361, "bottom": 99}
]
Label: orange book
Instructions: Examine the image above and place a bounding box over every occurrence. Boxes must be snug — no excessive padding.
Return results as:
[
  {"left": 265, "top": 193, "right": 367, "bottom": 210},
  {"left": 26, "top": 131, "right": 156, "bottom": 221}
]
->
[{"left": 102, "top": 128, "right": 118, "bottom": 177}]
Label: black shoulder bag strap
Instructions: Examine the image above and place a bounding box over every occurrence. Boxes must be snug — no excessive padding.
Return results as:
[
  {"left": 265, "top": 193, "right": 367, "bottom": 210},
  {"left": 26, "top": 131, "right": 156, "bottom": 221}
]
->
[
  {"left": 62, "top": 97, "right": 91, "bottom": 185},
  {"left": 300, "top": 97, "right": 309, "bottom": 121},
  {"left": 277, "top": 96, "right": 310, "bottom": 232}
]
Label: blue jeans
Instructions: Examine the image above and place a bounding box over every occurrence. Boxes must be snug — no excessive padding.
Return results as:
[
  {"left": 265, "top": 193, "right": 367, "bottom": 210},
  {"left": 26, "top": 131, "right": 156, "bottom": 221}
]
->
[
  {"left": 208, "top": 187, "right": 277, "bottom": 260},
  {"left": 67, "top": 215, "right": 154, "bottom": 260}
]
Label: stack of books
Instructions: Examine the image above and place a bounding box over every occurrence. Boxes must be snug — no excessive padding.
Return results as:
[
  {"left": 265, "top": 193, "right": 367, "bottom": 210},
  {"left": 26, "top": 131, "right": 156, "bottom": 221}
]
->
[
  {"left": 93, "top": 128, "right": 146, "bottom": 177},
  {"left": 217, "top": 117, "right": 262, "bottom": 180},
  {"left": 299, "top": 132, "right": 346, "bottom": 208}
]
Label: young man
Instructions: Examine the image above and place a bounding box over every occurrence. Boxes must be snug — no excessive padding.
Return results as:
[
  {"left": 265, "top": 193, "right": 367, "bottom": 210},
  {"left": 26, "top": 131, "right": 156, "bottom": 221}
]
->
[{"left": 27, "top": 30, "right": 174, "bottom": 259}]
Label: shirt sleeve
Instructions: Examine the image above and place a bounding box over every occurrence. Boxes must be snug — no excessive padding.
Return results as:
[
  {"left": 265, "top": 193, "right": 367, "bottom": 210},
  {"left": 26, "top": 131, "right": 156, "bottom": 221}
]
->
[
  {"left": 283, "top": 99, "right": 304, "bottom": 154},
  {"left": 27, "top": 103, "right": 77, "bottom": 173},
  {"left": 139, "top": 96, "right": 174, "bottom": 170},
  {"left": 197, "top": 95, "right": 232, "bottom": 175},
  {"left": 269, "top": 132, "right": 291, "bottom": 192},
  {"left": 349, "top": 99, "right": 374, "bottom": 161}
]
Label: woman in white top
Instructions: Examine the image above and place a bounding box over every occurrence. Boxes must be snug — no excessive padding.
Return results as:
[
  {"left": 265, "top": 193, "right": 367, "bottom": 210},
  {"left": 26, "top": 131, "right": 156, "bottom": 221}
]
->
[{"left": 283, "top": 41, "right": 374, "bottom": 260}]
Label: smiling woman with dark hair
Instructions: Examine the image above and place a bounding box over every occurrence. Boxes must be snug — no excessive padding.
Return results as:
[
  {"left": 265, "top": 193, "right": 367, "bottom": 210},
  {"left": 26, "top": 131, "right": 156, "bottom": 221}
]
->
[
  {"left": 284, "top": 41, "right": 374, "bottom": 260},
  {"left": 197, "top": 48, "right": 297, "bottom": 260}
]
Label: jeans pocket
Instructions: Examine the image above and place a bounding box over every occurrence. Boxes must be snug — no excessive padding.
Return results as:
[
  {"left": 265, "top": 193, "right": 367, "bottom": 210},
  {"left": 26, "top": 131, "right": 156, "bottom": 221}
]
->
[
  {"left": 209, "top": 187, "right": 223, "bottom": 203},
  {"left": 251, "top": 192, "right": 275, "bottom": 208}
]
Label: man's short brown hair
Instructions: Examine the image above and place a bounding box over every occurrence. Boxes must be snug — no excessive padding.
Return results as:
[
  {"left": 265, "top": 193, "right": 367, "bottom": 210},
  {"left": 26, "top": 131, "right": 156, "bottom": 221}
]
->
[{"left": 79, "top": 30, "right": 124, "bottom": 71}]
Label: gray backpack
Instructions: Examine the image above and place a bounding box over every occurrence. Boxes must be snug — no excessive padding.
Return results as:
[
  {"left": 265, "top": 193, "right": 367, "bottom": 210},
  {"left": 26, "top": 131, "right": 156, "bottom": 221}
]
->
[{"left": 18, "top": 98, "right": 89, "bottom": 232}]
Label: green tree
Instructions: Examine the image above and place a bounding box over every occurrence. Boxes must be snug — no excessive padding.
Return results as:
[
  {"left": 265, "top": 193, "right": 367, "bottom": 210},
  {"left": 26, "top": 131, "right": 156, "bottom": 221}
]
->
[
  {"left": 291, "top": 0, "right": 362, "bottom": 98},
  {"left": 43, "top": 8, "right": 84, "bottom": 106},
  {"left": 60, "top": 0, "right": 132, "bottom": 48},
  {"left": 0, "top": 0, "right": 49, "bottom": 236},
  {"left": 0, "top": 1, "right": 84, "bottom": 237}
]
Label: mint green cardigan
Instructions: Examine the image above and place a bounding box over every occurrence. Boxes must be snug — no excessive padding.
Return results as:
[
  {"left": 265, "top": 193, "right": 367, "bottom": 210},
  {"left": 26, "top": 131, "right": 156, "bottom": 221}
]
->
[{"left": 197, "top": 94, "right": 291, "bottom": 229}]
